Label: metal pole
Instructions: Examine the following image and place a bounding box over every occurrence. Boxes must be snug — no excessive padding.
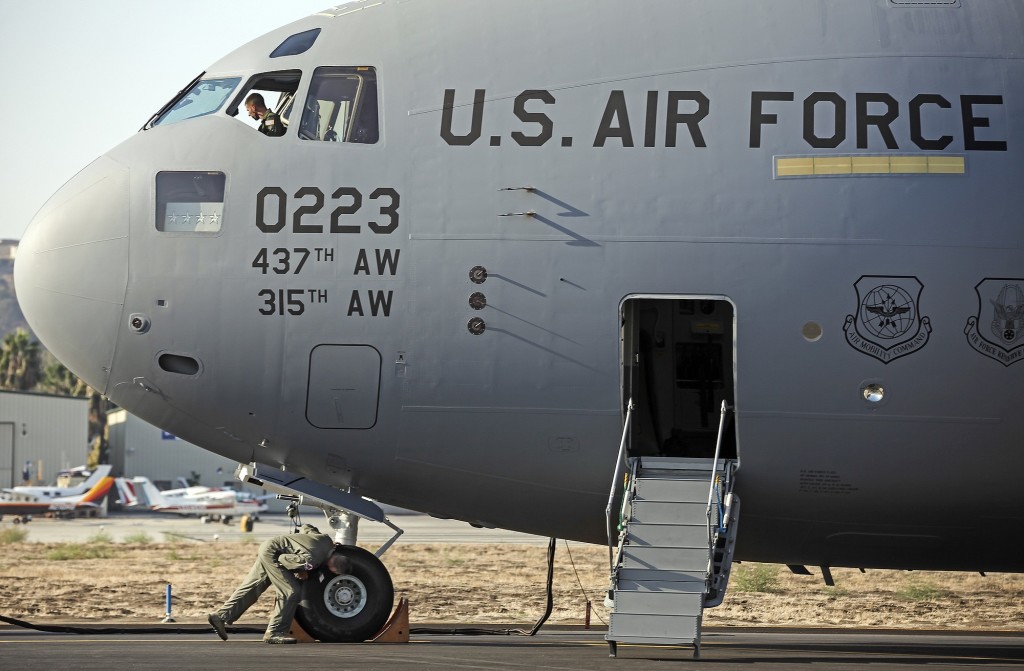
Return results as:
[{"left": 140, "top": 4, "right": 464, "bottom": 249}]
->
[
  {"left": 705, "top": 401, "right": 730, "bottom": 548},
  {"left": 162, "top": 583, "right": 176, "bottom": 623},
  {"left": 606, "top": 400, "right": 634, "bottom": 569}
]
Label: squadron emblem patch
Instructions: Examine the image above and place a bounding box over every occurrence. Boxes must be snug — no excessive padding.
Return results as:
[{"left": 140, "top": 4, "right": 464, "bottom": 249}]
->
[
  {"left": 843, "top": 276, "right": 931, "bottom": 364},
  {"left": 964, "top": 279, "right": 1024, "bottom": 366}
]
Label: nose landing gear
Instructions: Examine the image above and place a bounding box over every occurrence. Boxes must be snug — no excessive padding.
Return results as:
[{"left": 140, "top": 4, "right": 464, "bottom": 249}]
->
[{"left": 234, "top": 462, "right": 403, "bottom": 642}]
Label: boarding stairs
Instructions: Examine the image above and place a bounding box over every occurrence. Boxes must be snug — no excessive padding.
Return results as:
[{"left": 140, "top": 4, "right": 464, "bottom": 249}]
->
[{"left": 604, "top": 402, "right": 740, "bottom": 658}]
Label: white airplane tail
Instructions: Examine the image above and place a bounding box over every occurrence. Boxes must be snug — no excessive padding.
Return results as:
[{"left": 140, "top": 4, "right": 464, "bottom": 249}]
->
[
  {"left": 114, "top": 477, "right": 140, "bottom": 507},
  {"left": 127, "top": 476, "right": 168, "bottom": 508},
  {"left": 75, "top": 464, "right": 113, "bottom": 491},
  {"left": 49, "top": 475, "right": 116, "bottom": 509}
]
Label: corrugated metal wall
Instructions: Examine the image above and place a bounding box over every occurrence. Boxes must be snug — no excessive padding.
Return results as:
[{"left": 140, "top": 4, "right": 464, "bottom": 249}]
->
[{"left": 0, "top": 391, "right": 88, "bottom": 488}]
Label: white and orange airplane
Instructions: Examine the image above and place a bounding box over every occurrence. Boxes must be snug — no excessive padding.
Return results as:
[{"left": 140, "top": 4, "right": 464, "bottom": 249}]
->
[
  {"left": 2, "top": 464, "right": 113, "bottom": 501},
  {"left": 0, "top": 475, "right": 116, "bottom": 524}
]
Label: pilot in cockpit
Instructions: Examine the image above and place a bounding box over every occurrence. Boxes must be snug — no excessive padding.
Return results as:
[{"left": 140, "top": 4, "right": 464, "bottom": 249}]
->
[{"left": 245, "top": 93, "right": 285, "bottom": 137}]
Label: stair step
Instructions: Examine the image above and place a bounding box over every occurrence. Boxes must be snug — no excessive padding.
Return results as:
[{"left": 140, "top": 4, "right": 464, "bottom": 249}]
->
[
  {"left": 604, "top": 632, "right": 700, "bottom": 647},
  {"left": 621, "top": 545, "right": 710, "bottom": 572},
  {"left": 613, "top": 590, "right": 703, "bottom": 616},
  {"left": 639, "top": 457, "right": 725, "bottom": 472},
  {"left": 627, "top": 522, "right": 708, "bottom": 548},
  {"left": 608, "top": 613, "right": 699, "bottom": 643},
  {"left": 630, "top": 500, "right": 719, "bottom": 526},
  {"left": 634, "top": 478, "right": 711, "bottom": 503},
  {"left": 616, "top": 578, "right": 706, "bottom": 594},
  {"left": 617, "top": 567, "right": 708, "bottom": 583}
]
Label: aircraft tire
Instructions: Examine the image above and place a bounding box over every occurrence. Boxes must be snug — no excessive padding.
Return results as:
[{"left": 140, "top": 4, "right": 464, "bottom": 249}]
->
[{"left": 295, "top": 545, "right": 394, "bottom": 642}]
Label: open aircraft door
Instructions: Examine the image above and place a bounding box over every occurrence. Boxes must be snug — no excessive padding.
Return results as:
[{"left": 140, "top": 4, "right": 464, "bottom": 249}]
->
[{"left": 620, "top": 296, "right": 738, "bottom": 462}]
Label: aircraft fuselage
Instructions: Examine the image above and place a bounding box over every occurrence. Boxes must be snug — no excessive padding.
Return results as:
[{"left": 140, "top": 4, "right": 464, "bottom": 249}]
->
[{"left": 15, "top": 0, "right": 1024, "bottom": 571}]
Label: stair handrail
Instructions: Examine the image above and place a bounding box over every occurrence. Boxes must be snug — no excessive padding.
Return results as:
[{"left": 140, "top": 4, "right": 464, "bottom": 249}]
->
[
  {"left": 606, "top": 398, "right": 635, "bottom": 570},
  {"left": 706, "top": 400, "right": 732, "bottom": 549}
]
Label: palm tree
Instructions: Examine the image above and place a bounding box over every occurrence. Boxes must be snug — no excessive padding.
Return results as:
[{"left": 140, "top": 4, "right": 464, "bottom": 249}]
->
[
  {"left": 86, "top": 390, "right": 111, "bottom": 467},
  {"left": 39, "top": 359, "right": 89, "bottom": 397},
  {"left": 0, "top": 328, "right": 41, "bottom": 390}
]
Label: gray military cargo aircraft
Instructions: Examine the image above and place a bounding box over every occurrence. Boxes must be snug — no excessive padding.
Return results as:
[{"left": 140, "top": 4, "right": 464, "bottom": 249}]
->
[{"left": 14, "top": 0, "right": 1023, "bottom": 652}]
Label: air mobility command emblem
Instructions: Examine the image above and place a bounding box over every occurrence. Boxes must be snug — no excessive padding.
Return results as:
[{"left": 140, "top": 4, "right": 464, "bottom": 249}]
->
[
  {"left": 965, "top": 279, "right": 1024, "bottom": 366},
  {"left": 843, "top": 276, "right": 931, "bottom": 364}
]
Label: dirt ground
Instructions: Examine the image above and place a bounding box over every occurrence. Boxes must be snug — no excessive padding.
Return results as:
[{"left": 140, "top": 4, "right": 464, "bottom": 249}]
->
[{"left": 1, "top": 539, "right": 1023, "bottom": 630}]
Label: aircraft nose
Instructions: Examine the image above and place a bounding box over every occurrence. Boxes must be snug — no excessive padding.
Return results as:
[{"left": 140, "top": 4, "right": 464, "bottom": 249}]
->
[{"left": 15, "top": 156, "right": 130, "bottom": 394}]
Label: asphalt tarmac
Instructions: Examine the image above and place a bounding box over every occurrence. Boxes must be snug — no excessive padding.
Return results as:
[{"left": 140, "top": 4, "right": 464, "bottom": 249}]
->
[{"left": 0, "top": 625, "right": 1021, "bottom": 670}]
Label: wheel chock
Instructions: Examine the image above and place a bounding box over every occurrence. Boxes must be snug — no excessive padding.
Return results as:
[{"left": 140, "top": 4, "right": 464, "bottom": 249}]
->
[
  {"left": 289, "top": 618, "right": 318, "bottom": 643},
  {"left": 371, "top": 597, "right": 409, "bottom": 643}
]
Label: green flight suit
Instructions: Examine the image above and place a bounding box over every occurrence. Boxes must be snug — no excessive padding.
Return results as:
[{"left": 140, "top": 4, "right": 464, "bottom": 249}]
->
[
  {"left": 213, "top": 524, "right": 335, "bottom": 638},
  {"left": 259, "top": 111, "right": 285, "bottom": 137}
]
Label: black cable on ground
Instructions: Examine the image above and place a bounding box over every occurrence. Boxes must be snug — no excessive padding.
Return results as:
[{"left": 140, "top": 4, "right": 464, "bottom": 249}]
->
[
  {"left": 0, "top": 614, "right": 263, "bottom": 635},
  {"left": 3, "top": 537, "right": 562, "bottom": 639},
  {"left": 525, "top": 535, "right": 556, "bottom": 635}
]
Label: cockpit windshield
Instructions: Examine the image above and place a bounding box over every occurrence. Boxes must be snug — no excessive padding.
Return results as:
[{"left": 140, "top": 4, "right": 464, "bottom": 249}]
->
[{"left": 150, "top": 77, "right": 241, "bottom": 128}]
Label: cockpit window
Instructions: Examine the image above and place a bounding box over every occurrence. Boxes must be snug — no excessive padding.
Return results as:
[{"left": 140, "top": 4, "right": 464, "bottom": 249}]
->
[
  {"left": 299, "top": 67, "right": 379, "bottom": 143},
  {"left": 156, "top": 172, "right": 226, "bottom": 233},
  {"left": 151, "top": 77, "right": 241, "bottom": 128},
  {"left": 228, "top": 70, "right": 302, "bottom": 137},
  {"left": 270, "top": 28, "right": 321, "bottom": 58}
]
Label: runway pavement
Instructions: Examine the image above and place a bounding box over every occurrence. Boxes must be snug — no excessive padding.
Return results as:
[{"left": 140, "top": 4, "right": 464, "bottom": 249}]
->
[
  {"left": 0, "top": 625, "right": 1021, "bottom": 670},
  {"left": 5, "top": 510, "right": 555, "bottom": 544}
]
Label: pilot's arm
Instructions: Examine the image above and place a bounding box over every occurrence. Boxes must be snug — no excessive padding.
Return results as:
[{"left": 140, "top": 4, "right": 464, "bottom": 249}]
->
[
  {"left": 277, "top": 550, "right": 314, "bottom": 572},
  {"left": 276, "top": 525, "right": 323, "bottom": 575}
]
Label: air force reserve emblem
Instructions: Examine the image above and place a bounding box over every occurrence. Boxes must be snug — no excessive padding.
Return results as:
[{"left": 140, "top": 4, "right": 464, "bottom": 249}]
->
[
  {"left": 964, "top": 279, "right": 1024, "bottom": 366},
  {"left": 843, "top": 276, "right": 931, "bottom": 364}
]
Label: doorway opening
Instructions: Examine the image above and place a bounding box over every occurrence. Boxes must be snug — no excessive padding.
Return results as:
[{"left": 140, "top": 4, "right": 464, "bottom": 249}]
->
[{"left": 621, "top": 296, "right": 737, "bottom": 460}]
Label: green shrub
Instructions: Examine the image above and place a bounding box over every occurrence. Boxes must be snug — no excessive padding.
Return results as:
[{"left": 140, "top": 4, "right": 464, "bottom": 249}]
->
[
  {"left": 897, "top": 581, "right": 950, "bottom": 601},
  {"left": 0, "top": 527, "right": 28, "bottom": 544},
  {"left": 88, "top": 529, "right": 113, "bottom": 544},
  {"left": 123, "top": 532, "right": 152, "bottom": 545},
  {"left": 732, "top": 563, "right": 780, "bottom": 593},
  {"left": 45, "top": 544, "right": 116, "bottom": 560}
]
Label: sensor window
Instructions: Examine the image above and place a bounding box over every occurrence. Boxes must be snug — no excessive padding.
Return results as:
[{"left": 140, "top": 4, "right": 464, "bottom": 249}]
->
[{"left": 156, "top": 171, "right": 226, "bottom": 233}]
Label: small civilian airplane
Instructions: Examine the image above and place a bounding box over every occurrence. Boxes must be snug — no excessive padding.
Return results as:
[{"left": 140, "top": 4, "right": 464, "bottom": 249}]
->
[
  {"left": 0, "top": 475, "right": 115, "bottom": 524},
  {"left": 2, "top": 464, "right": 113, "bottom": 501},
  {"left": 14, "top": 0, "right": 1023, "bottom": 649},
  {"left": 116, "top": 476, "right": 268, "bottom": 523}
]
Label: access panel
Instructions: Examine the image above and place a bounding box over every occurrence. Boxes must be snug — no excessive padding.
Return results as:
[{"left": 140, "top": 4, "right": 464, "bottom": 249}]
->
[{"left": 306, "top": 345, "right": 381, "bottom": 429}]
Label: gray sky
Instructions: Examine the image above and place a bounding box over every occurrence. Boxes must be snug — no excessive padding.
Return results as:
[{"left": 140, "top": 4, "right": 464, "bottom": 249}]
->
[{"left": 0, "top": 0, "right": 332, "bottom": 241}]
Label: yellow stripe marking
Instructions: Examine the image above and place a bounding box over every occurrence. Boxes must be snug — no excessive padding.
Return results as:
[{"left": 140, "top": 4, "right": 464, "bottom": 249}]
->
[
  {"left": 775, "top": 157, "right": 814, "bottom": 177},
  {"left": 851, "top": 156, "right": 891, "bottom": 174},
  {"left": 927, "top": 155, "right": 966, "bottom": 174},
  {"left": 776, "top": 154, "right": 965, "bottom": 178},
  {"left": 890, "top": 156, "right": 929, "bottom": 173}
]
